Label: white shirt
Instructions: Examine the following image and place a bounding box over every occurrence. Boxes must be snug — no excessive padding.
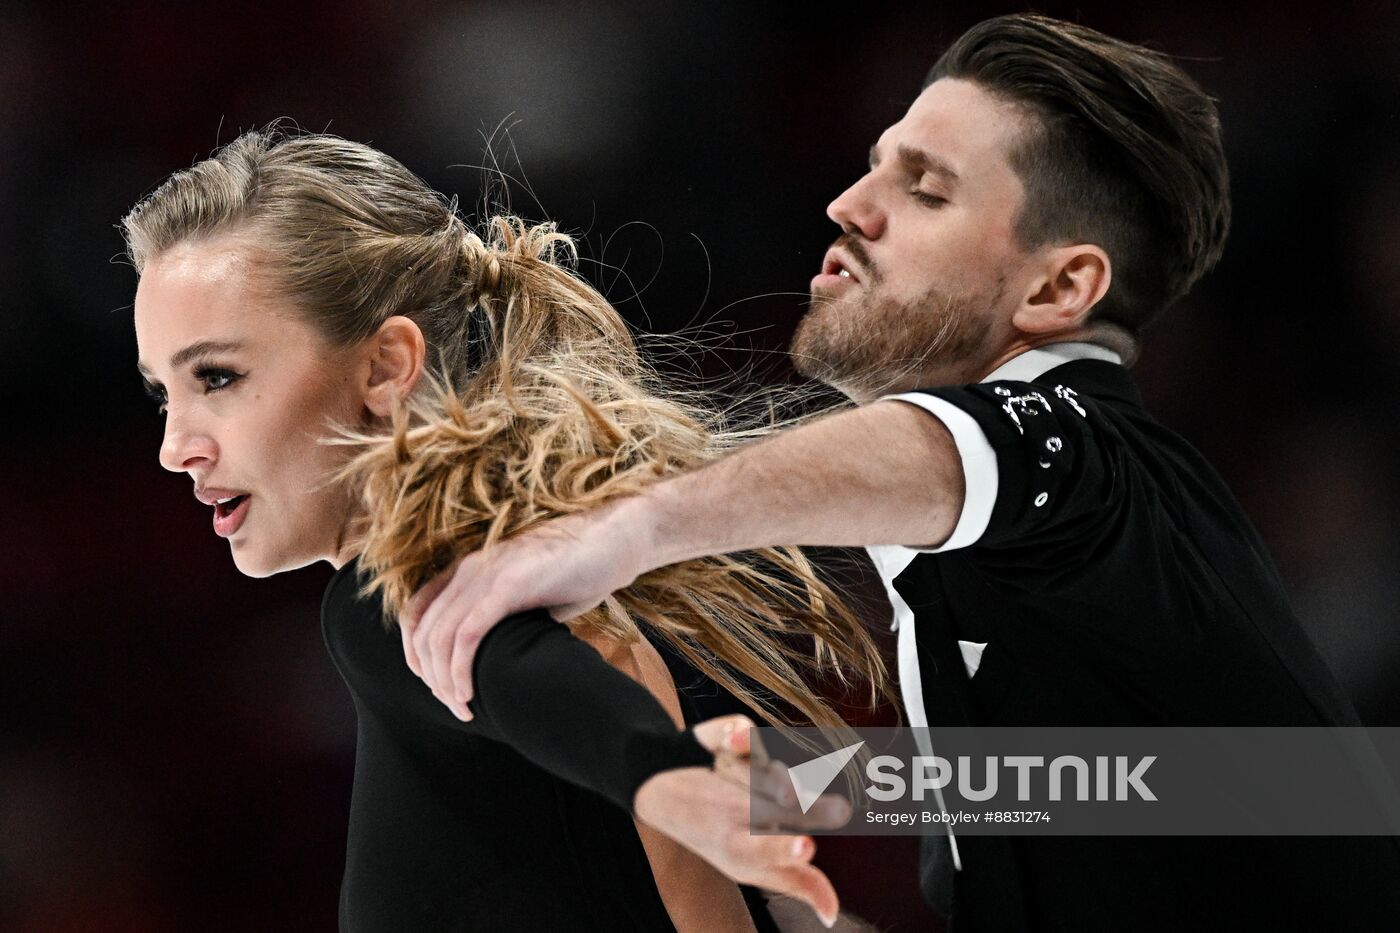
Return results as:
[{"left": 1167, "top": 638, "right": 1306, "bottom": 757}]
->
[{"left": 864, "top": 341, "right": 1123, "bottom": 869}]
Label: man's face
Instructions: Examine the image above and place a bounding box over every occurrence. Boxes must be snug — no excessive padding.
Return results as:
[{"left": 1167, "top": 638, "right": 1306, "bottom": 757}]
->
[
  {"left": 134, "top": 238, "right": 368, "bottom": 578},
  {"left": 794, "top": 78, "right": 1034, "bottom": 399}
]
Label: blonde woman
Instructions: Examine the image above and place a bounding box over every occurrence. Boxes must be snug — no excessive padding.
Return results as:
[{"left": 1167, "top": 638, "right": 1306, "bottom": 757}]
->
[{"left": 127, "top": 128, "right": 886, "bottom": 932}]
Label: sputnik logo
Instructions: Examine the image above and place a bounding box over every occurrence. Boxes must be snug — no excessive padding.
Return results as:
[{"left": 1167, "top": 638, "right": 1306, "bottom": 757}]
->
[{"left": 786, "top": 742, "right": 865, "bottom": 813}]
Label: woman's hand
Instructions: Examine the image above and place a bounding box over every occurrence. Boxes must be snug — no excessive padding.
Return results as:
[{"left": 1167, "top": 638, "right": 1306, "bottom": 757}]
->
[
  {"left": 398, "top": 496, "right": 653, "bottom": 720},
  {"left": 635, "top": 715, "right": 853, "bottom": 930}
]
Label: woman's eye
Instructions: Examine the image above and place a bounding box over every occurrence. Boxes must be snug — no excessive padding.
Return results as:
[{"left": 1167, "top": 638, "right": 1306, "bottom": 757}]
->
[
  {"left": 142, "top": 368, "right": 241, "bottom": 415},
  {"left": 913, "top": 191, "right": 947, "bottom": 207},
  {"left": 143, "top": 383, "right": 168, "bottom": 414},
  {"left": 193, "top": 367, "right": 242, "bottom": 392}
]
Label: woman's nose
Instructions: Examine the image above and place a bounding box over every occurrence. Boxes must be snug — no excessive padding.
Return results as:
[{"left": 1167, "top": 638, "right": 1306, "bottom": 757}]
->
[{"left": 158, "top": 411, "right": 216, "bottom": 474}]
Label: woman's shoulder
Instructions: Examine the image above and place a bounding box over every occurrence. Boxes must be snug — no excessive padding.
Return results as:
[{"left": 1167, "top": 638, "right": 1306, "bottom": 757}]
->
[
  {"left": 321, "top": 555, "right": 387, "bottom": 626},
  {"left": 575, "top": 628, "right": 685, "bottom": 730}
]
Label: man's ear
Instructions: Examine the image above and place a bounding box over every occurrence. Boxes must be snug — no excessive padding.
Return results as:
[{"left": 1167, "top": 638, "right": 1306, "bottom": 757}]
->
[
  {"left": 362, "top": 315, "right": 427, "bottom": 418},
  {"left": 1012, "top": 245, "right": 1112, "bottom": 337}
]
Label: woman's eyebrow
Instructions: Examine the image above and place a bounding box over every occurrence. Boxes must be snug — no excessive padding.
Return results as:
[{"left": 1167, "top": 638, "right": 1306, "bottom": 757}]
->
[{"left": 136, "top": 339, "right": 246, "bottom": 377}]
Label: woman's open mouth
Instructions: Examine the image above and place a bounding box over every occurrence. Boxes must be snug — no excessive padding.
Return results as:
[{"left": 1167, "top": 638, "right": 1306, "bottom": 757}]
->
[{"left": 213, "top": 495, "right": 251, "bottom": 538}]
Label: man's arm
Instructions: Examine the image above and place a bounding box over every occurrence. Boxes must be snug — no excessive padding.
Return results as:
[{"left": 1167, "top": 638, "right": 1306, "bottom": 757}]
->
[
  {"left": 403, "top": 399, "right": 964, "bottom": 717},
  {"left": 646, "top": 398, "right": 964, "bottom": 563}
]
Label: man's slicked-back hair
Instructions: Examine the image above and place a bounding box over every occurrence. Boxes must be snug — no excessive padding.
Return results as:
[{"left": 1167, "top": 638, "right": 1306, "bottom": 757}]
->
[{"left": 928, "top": 13, "right": 1231, "bottom": 335}]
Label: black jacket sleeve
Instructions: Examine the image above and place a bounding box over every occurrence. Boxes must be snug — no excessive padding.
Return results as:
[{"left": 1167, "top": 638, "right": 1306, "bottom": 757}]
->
[
  {"left": 896, "top": 379, "right": 1129, "bottom": 554},
  {"left": 465, "top": 609, "right": 716, "bottom": 812}
]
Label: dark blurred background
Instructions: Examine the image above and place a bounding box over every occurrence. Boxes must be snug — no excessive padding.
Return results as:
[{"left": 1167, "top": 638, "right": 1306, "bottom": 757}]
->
[{"left": 3, "top": 1, "right": 1398, "bottom": 930}]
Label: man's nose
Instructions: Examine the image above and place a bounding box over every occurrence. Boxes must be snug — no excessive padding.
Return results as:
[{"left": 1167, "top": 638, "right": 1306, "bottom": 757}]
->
[
  {"left": 158, "top": 411, "right": 216, "bottom": 474},
  {"left": 826, "top": 173, "right": 886, "bottom": 240}
]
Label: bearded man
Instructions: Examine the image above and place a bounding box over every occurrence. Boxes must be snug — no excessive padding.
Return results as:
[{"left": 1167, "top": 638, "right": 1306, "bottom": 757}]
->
[{"left": 399, "top": 14, "right": 1400, "bottom": 931}]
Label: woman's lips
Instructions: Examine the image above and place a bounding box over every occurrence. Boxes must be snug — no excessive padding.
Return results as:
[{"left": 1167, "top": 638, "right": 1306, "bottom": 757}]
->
[{"left": 213, "top": 495, "right": 251, "bottom": 538}]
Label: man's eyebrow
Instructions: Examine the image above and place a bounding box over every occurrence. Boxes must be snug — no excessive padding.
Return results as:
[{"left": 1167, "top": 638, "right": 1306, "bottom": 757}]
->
[
  {"left": 136, "top": 339, "right": 246, "bottom": 378},
  {"left": 869, "top": 142, "right": 961, "bottom": 185},
  {"left": 896, "top": 144, "right": 960, "bottom": 184}
]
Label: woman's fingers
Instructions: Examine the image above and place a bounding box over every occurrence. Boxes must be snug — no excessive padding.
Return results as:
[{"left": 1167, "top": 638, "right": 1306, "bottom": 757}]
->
[
  {"left": 749, "top": 790, "right": 852, "bottom": 832},
  {"left": 693, "top": 715, "right": 758, "bottom": 756},
  {"left": 727, "top": 832, "right": 839, "bottom": 929},
  {"left": 753, "top": 757, "right": 799, "bottom": 810},
  {"left": 769, "top": 861, "right": 842, "bottom": 930},
  {"left": 718, "top": 752, "right": 801, "bottom": 809},
  {"left": 633, "top": 767, "right": 845, "bottom": 927},
  {"left": 694, "top": 717, "right": 853, "bottom": 819},
  {"left": 712, "top": 755, "right": 851, "bottom": 831}
]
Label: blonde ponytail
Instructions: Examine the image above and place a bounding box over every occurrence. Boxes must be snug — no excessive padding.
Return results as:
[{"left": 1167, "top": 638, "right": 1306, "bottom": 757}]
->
[{"left": 332, "top": 214, "right": 891, "bottom": 732}]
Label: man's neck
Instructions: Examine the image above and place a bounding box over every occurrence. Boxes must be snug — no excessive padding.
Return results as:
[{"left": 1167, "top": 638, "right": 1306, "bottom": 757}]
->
[
  {"left": 974, "top": 324, "right": 1136, "bottom": 381},
  {"left": 841, "top": 324, "right": 1136, "bottom": 403}
]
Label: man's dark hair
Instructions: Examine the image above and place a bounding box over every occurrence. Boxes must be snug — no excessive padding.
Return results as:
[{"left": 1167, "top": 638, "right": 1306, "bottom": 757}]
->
[{"left": 928, "top": 14, "right": 1231, "bottom": 335}]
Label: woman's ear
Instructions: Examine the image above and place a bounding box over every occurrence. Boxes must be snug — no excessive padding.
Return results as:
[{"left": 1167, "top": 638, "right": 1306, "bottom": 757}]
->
[
  {"left": 362, "top": 315, "right": 427, "bottom": 418},
  {"left": 1012, "top": 244, "right": 1112, "bottom": 337}
]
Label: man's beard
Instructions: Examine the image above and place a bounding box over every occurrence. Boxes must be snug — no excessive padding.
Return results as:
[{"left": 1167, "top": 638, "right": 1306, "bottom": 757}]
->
[{"left": 791, "top": 276, "right": 999, "bottom": 400}]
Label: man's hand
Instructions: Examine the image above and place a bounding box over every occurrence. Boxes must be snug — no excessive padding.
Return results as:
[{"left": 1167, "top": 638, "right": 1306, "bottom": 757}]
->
[
  {"left": 635, "top": 715, "right": 853, "bottom": 929},
  {"left": 399, "top": 497, "right": 651, "bottom": 720}
]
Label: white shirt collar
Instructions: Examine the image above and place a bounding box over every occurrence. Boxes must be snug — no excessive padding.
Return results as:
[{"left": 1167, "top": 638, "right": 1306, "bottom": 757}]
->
[{"left": 979, "top": 341, "right": 1123, "bottom": 384}]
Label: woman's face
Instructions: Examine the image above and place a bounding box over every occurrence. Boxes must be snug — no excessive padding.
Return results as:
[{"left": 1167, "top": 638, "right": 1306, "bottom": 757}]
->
[{"left": 134, "top": 237, "right": 370, "bottom": 577}]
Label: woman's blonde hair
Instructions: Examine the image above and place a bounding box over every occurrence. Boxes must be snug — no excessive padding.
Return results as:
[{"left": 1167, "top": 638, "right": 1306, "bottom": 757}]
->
[{"left": 121, "top": 125, "right": 891, "bottom": 732}]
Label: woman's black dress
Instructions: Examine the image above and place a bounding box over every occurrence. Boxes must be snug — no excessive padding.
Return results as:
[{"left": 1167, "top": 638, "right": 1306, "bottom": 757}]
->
[{"left": 321, "top": 555, "right": 725, "bottom": 932}]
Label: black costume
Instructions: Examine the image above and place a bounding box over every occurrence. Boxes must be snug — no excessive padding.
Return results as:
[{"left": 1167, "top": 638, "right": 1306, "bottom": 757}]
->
[
  {"left": 321, "top": 556, "right": 721, "bottom": 932},
  {"left": 874, "top": 343, "right": 1400, "bottom": 931}
]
